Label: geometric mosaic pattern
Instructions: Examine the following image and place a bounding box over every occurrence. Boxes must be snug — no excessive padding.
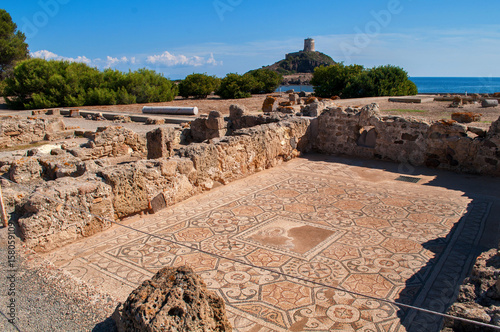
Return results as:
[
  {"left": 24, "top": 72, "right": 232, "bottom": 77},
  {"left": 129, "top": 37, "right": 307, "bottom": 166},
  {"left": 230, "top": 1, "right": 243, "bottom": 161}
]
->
[{"left": 43, "top": 156, "right": 490, "bottom": 331}]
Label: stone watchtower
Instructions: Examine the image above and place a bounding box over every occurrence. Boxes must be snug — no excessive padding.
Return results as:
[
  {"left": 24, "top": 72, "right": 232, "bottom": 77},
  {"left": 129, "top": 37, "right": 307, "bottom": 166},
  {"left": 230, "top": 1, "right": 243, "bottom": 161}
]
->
[{"left": 304, "top": 38, "right": 315, "bottom": 52}]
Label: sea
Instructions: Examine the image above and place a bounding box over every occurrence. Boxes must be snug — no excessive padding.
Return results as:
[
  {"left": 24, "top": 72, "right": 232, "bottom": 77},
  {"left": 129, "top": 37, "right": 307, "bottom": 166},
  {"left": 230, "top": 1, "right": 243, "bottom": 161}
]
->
[{"left": 277, "top": 77, "right": 500, "bottom": 94}]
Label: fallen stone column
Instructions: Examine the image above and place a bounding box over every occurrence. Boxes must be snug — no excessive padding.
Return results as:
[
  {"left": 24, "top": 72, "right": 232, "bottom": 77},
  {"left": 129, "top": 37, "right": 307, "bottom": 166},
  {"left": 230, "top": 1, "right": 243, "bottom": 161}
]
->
[{"left": 143, "top": 106, "right": 199, "bottom": 116}]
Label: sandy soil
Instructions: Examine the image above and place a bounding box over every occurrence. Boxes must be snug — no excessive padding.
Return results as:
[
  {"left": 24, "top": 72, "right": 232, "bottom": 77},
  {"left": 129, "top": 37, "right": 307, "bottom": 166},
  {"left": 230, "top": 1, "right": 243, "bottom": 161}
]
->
[{"left": 1, "top": 95, "right": 499, "bottom": 130}]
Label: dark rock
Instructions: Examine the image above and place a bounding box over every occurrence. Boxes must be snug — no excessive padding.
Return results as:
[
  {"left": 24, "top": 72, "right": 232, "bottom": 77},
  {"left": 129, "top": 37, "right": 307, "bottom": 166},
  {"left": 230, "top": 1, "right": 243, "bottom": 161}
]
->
[{"left": 116, "top": 266, "right": 232, "bottom": 332}]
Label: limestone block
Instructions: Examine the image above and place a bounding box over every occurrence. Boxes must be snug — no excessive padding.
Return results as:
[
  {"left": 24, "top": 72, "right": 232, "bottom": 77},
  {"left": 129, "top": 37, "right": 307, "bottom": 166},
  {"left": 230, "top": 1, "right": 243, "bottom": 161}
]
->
[{"left": 262, "top": 96, "right": 278, "bottom": 112}]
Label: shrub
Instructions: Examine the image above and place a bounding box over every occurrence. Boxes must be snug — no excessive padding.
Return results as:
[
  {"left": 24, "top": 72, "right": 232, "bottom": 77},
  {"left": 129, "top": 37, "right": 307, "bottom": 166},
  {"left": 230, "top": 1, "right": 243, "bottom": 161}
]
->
[
  {"left": 179, "top": 73, "right": 220, "bottom": 99},
  {"left": 245, "top": 69, "right": 282, "bottom": 94},
  {"left": 312, "top": 63, "right": 417, "bottom": 98},
  {"left": 3, "top": 59, "right": 177, "bottom": 109},
  {"left": 216, "top": 73, "right": 258, "bottom": 99},
  {"left": 311, "top": 63, "right": 364, "bottom": 98}
]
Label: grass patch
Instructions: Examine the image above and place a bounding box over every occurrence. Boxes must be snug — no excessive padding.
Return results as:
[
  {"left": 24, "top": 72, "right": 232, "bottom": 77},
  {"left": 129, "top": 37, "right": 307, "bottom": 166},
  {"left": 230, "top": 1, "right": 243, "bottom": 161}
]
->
[
  {"left": 385, "top": 109, "right": 428, "bottom": 113},
  {"left": 480, "top": 120, "right": 492, "bottom": 124}
]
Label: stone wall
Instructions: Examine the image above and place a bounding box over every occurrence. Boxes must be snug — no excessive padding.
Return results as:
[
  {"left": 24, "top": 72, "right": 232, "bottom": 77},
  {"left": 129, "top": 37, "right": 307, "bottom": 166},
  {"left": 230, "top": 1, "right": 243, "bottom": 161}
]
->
[
  {"left": 313, "top": 104, "right": 500, "bottom": 176},
  {"left": 7, "top": 103, "right": 500, "bottom": 252},
  {"left": 17, "top": 175, "right": 114, "bottom": 252},
  {"left": 0, "top": 116, "right": 70, "bottom": 148},
  {"left": 68, "top": 126, "right": 147, "bottom": 160},
  {"left": 8, "top": 115, "right": 310, "bottom": 252}
]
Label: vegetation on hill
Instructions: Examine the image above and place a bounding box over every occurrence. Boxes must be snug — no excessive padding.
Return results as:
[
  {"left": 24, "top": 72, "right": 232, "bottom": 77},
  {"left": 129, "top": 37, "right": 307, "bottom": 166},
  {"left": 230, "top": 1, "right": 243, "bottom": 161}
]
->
[
  {"left": 311, "top": 63, "right": 418, "bottom": 98},
  {"left": 3, "top": 59, "right": 178, "bottom": 109},
  {"left": 0, "top": 9, "right": 29, "bottom": 94},
  {"left": 179, "top": 73, "right": 221, "bottom": 99},
  {"left": 265, "top": 51, "right": 335, "bottom": 75}
]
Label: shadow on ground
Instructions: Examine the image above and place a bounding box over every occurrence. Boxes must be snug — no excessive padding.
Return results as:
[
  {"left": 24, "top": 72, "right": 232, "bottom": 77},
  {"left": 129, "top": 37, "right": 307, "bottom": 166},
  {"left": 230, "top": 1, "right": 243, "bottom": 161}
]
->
[{"left": 301, "top": 153, "right": 499, "bottom": 332}]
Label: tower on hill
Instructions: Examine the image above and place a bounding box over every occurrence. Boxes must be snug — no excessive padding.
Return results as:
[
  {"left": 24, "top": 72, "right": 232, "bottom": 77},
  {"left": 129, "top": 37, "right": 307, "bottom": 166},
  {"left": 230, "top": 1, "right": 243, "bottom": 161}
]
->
[{"left": 304, "top": 38, "right": 315, "bottom": 52}]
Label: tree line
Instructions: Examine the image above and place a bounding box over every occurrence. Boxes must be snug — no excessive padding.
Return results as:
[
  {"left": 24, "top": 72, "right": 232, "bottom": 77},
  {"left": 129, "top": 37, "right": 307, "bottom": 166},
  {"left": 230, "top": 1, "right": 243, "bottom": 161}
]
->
[{"left": 0, "top": 8, "right": 417, "bottom": 110}]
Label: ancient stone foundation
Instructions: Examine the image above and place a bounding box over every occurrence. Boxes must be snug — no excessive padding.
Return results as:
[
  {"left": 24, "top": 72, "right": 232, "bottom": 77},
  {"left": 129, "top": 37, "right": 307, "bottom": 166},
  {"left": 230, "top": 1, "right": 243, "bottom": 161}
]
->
[
  {"left": 3, "top": 103, "right": 500, "bottom": 252},
  {"left": 313, "top": 104, "right": 500, "bottom": 176},
  {"left": 0, "top": 116, "right": 70, "bottom": 148}
]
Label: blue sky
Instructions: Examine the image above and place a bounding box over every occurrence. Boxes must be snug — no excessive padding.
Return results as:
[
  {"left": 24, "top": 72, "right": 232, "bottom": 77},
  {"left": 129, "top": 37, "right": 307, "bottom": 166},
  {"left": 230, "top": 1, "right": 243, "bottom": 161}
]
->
[{"left": 3, "top": 0, "right": 500, "bottom": 79}]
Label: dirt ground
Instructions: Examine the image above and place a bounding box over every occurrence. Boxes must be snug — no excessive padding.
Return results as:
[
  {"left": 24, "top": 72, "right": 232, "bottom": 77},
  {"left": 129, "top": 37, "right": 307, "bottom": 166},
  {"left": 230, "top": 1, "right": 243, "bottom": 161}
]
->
[{"left": 1, "top": 94, "right": 499, "bottom": 130}]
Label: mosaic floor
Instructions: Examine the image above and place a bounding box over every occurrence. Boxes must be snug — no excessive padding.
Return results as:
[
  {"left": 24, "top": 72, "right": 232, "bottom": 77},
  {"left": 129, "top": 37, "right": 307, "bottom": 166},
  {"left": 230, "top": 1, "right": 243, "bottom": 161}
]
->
[{"left": 43, "top": 156, "right": 491, "bottom": 331}]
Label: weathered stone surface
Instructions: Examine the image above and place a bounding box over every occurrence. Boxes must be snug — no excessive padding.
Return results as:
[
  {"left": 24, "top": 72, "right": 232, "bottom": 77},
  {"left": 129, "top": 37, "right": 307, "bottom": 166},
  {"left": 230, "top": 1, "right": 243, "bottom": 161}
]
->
[
  {"left": 17, "top": 176, "right": 114, "bottom": 252},
  {"left": 116, "top": 266, "right": 231, "bottom": 332},
  {"left": 190, "top": 113, "right": 228, "bottom": 143},
  {"left": 179, "top": 118, "right": 311, "bottom": 185},
  {"left": 38, "top": 154, "right": 86, "bottom": 180},
  {"left": 147, "top": 127, "right": 179, "bottom": 159},
  {"left": 443, "top": 248, "right": 500, "bottom": 331},
  {"left": 452, "top": 112, "right": 482, "bottom": 123},
  {"left": 262, "top": 96, "right": 278, "bottom": 112},
  {"left": 0, "top": 117, "right": 66, "bottom": 148},
  {"left": 69, "top": 126, "right": 146, "bottom": 160},
  {"left": 314, "top": 106, "right": 500, "bottom": 176},
  {"left": 100, "top": 160, "right": 196, "bottom": 218},
  {"left": 8, "top": 157, "right": 43, "bottom": 184}
]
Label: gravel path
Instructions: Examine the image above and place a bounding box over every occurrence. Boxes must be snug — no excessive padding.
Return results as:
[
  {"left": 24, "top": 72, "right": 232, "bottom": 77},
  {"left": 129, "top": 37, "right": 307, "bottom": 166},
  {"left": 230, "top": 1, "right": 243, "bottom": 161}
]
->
[{"left": 0, "top": 227, "right": 118, "bottom": 332}]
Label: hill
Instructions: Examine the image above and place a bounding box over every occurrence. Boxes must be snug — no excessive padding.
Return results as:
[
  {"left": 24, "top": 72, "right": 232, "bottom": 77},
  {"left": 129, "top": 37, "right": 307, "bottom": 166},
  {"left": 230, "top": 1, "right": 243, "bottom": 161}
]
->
[{"left": 264, "top": 51, "right": 336, "bottom": 75}]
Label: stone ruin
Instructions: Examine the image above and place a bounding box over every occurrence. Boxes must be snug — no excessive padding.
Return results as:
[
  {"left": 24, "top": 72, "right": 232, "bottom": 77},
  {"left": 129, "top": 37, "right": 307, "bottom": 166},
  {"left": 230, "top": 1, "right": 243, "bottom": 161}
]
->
[
  {"left": 1, "top": 102, "right": 499, "bottom": 330},
  {"left": 1, "top": 103, "right": 500, "bottom": 252},
  {"left": 114, "top": 266, "right": 232, "bottom": 331},
  {"left": 443, "top": 248, "right": 500, "bottom": 331}
]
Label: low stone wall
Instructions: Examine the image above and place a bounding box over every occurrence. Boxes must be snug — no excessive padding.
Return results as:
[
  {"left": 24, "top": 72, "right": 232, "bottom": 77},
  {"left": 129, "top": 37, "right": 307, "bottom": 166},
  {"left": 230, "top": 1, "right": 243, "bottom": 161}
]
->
[
  {"left": 8, "top": 114, "right": 310, "bottom": 251},
  {"left": 17, "top": 175, "right": 114, "bottom": 252},
  {"left": 0, "top": 116, "right": 70, "bottom": 148},
  {"left": 313, "top": 104, "right": 500, "bottom": 176},
  {"left": 68, "top": 126, "right": 147, "bottom": 160}
]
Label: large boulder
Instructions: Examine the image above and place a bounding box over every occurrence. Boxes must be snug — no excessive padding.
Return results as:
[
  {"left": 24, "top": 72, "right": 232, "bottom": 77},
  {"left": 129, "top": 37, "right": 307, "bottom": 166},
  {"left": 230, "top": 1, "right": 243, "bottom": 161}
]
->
[{"left": 116, "top": 266, "right": 232, "bottom": 332}]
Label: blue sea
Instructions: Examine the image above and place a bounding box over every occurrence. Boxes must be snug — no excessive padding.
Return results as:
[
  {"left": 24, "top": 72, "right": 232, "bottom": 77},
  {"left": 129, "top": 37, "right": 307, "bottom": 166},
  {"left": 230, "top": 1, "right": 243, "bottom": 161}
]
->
[{"left": 277, "top": 77, "right": 500, "bottom": 94}]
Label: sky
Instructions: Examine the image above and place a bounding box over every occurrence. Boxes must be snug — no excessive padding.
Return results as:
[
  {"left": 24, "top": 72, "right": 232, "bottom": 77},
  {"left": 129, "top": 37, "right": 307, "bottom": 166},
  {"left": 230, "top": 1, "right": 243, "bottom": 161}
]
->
[{"left": 2, "top": 0, "right": 500, "bottom": 79}]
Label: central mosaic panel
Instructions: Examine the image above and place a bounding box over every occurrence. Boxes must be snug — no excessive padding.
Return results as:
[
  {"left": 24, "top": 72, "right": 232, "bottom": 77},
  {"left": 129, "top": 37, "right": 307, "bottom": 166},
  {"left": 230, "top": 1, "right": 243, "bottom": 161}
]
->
[{"left": 236, "top": 217, "right": 345, "bottom": 260}]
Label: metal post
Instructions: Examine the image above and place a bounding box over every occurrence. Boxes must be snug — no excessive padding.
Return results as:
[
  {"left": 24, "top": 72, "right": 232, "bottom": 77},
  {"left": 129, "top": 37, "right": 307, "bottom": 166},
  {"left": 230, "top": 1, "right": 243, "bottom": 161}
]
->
[{"left": 0, "top": 183, "right": 8, "bottom": 227}]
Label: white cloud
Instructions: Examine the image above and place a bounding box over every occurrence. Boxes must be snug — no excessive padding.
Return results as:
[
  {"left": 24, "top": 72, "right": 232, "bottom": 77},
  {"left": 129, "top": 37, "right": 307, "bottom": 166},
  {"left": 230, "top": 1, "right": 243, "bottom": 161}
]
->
[
  {"left": 146, "top": 51, "right": 221, "bottom": 67},
  {"left": 31, "top": 50, "right": 92, "bottom": 65},
  {"left": 30, "top": 50, "right": 133, "bottom": 68}
]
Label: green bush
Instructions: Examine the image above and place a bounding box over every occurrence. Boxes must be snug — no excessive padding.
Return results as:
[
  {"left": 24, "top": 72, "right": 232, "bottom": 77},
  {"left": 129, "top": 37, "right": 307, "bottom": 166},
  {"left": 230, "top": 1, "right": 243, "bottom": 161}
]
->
[
  {"left": 179, "top": 73, "right": 220, "bottom": 99},
  {"left": 312, "top": 63, "right": 417, "bottom": 98},
  {"left": 245, "top": 69, "right": 282, "bottom": 94},
  {"left": 216, "top": 73, "right": 257, "bottom": 99},
  {"left": 3, "top": 59, "right": 177, "bottom": 109},
  {"left": 311, "top": 63, "right": 364, "bottom": 98}
]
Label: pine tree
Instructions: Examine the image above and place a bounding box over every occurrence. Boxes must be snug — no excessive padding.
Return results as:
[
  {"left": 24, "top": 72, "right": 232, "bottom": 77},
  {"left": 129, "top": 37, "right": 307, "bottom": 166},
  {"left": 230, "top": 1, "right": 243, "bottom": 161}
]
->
[{"left": 0, "top": 9, "right": 29, "bottom": 80}]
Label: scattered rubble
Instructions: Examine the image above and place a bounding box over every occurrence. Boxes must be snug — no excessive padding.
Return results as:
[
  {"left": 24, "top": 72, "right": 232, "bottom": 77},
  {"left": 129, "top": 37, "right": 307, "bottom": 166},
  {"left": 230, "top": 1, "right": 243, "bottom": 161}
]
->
[{"left": 452, "top": 112, "right": 482, "bottom": 123}]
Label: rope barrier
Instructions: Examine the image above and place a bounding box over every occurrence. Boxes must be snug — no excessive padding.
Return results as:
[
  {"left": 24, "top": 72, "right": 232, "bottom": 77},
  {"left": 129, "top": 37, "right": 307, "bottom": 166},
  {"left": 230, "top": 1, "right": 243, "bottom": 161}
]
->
[{"left": 2, "top": 175, "right": 499, "bottom": 330}]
